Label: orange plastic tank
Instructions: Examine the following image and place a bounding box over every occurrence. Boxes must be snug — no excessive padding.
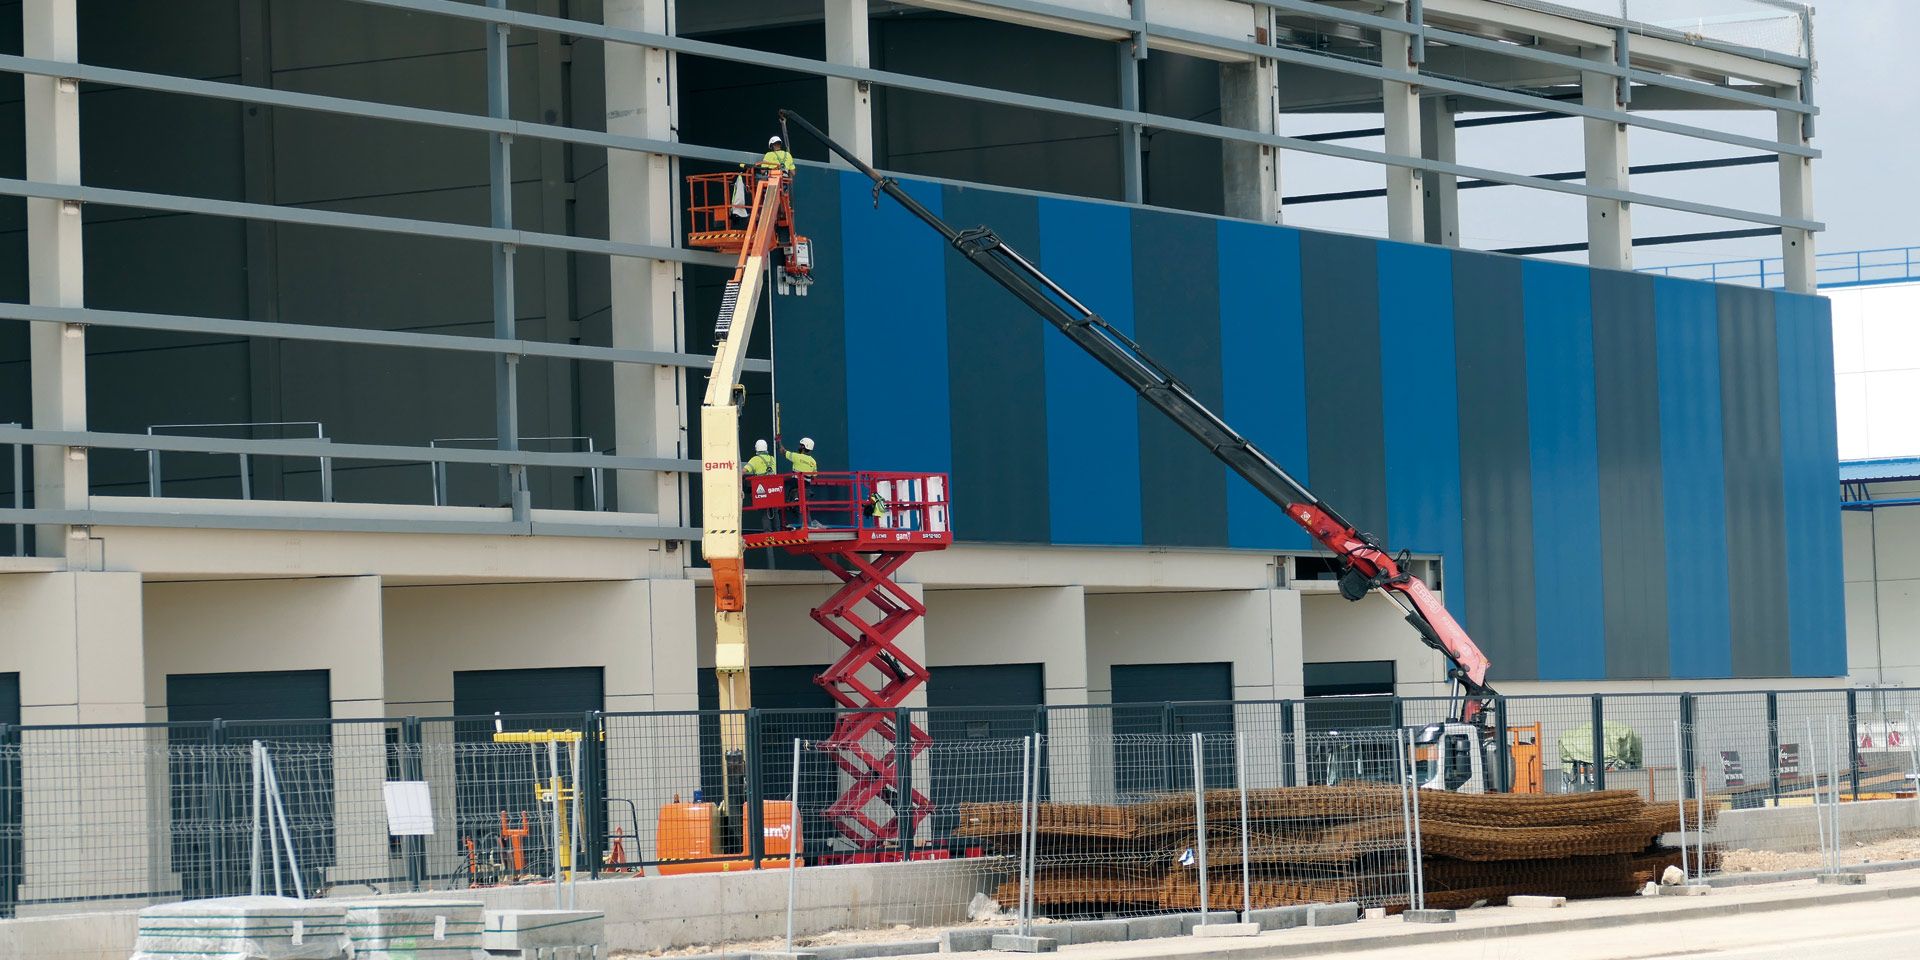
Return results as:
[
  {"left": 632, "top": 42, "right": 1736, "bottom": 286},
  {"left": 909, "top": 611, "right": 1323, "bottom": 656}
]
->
[{"left": 655, "top": 800, "right": 801, "bottom": 875}]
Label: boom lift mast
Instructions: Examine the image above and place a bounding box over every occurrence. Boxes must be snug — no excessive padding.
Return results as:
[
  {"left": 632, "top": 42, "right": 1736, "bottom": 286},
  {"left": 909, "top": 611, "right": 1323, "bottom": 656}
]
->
[
  {"left": 685, "top": 148, "right": 812, "bottom": 793},
  {"left": 777, "top": 109, "right": 1498, "bottom": 729}
]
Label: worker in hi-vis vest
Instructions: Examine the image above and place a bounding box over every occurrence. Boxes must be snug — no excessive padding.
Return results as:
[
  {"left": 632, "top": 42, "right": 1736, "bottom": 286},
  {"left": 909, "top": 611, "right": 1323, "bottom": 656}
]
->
[
  {"left": 784, "top": 437, "right": 818, "bottom": 474},
  {"left": 759, "top": 135, "right": 796, "bottom": 174},
  {"left": 743, "top": 439, "right": 777, "bottom": 476}
]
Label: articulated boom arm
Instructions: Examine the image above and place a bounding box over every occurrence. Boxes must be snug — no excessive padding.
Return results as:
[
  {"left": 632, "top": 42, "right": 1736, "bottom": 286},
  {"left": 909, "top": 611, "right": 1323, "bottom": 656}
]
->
[{"left": 778, "top": 110, "right": 1497, "bottom": 724}]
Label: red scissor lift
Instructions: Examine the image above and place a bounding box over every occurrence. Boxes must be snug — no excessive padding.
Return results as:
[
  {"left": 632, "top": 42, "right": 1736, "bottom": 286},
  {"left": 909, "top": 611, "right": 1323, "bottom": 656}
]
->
[{"left": 745, "top": 472, "right": 951, "bottom": 853}]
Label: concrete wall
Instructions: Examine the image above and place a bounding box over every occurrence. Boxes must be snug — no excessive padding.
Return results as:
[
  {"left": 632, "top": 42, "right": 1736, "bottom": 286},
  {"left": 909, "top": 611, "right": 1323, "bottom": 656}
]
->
[
  {"left": 0, "top": 571, "right": 145, "bottom": 725},
  {"left": 1711, "top": 797, "right": 1920, "bottom": 853},
  {"left": 1083, "top": 588, "right": 1304, "bottom": 703},
  {"left": 1301, "top": 589, "right": 1451, "bottom": 701},
  {"left": 923, "top": 585, "right": 1089, "bottom": 705}
]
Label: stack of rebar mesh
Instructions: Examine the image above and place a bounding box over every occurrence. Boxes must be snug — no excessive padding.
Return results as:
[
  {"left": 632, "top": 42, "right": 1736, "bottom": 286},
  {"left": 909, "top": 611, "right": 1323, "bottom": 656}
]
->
[{"left": 956, "top": 786, "right": 1709, "bottom": 916}]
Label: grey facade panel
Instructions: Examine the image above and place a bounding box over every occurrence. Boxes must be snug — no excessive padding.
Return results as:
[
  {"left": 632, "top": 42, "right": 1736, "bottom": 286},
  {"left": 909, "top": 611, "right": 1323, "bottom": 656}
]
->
[
  {"left": 1300, "top": 231, "right": 1389, "bottom": 542},
  {"left": 1452, "top": 251, "right": 1539, "bottom": 681},
  {"left": 1132, "top": 208, "right": 1226, "bottom": 547},
  {"left": 1719, "top": 286, "right": 1792, "bottom": 677},
  {"left": 1589, "top": 270, "right": 1671, "bottom": 680}
]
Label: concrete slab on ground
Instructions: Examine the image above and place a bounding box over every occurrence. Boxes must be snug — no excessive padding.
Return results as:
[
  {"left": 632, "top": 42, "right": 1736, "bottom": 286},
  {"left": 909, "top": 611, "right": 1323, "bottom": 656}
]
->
[
  {"left": 1190, "top": 923, "right": 1259, "bottom": 938},
  {"left": 989, "top": 934, "right": 1057, "bottom": 953}
]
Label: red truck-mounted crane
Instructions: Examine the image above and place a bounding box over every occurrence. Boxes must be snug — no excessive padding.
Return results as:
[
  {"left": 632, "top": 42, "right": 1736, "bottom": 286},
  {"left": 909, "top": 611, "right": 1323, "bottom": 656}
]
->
[{"left": 776, "top": 110, "right": 1508, "bottom": 791}]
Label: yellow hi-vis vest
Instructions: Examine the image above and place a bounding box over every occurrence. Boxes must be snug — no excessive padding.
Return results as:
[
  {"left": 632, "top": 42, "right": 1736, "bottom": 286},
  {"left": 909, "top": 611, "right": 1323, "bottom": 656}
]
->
[
  {"left": 743, "top": 453, "right": 777, "bottom": 476},
  {"left": 759, "top": 149, "right": 795, "bottom": 173},
  {"left": 786, "top": 450, "right": 818, "bottom": 474}
]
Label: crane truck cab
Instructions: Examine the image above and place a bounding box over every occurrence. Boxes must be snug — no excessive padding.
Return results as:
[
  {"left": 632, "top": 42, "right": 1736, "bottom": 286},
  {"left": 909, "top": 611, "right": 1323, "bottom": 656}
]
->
[{"left": 1319, "top": 721, "right": 1544, "bottom": 794}]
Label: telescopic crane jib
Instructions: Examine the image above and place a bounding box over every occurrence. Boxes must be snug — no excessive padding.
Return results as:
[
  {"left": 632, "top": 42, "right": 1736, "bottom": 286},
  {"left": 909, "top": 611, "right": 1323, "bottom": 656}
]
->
[{"left": 775, "top": 108, "right": 1499, "bottom": 731}]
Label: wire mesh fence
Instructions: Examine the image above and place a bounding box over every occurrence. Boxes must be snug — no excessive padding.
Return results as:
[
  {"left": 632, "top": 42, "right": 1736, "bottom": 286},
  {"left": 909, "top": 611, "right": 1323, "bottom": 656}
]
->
[{"left": 4, "top": 690, "right": 1920, "bottom": 922}]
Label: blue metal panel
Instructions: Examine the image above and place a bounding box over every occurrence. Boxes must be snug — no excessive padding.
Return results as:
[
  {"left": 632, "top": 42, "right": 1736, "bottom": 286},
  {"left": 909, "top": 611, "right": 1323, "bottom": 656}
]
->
[
  {"left": 774, "top": 172, "right": 851, "bottom": 474},
  {"left": 1776, "top": 292, "right": 1847, "bottom": 676},
  {"left": 1218, "top": 220, "right": 1308, "bottom": 550},
  {"left": 1133, "top": 210, "right": 1226, "bottom": 547},
  {"left": 841, "top": 174, "right": 951, "bottom": 473},
  {"left": 1376, "top": 241, "right": 1464, "bottom": 623},
  {"left": 1717, "top": 286, "right": 1790, "bottom": 677},
  {"left": 1037, "top": 197, "right": 1142, "bottom": 545},
  {"left": 1521, "top": 260, "right": 1606, "bottom": 681},
  {"left": 1653, "top": 278, "right": 1733, "bottom": 679}
]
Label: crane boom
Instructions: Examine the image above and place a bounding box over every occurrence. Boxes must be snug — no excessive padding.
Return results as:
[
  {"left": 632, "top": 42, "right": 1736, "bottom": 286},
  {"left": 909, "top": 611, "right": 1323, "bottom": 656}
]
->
[{"left": 778, "top": 109, "right": 1497, "bottom": 725}]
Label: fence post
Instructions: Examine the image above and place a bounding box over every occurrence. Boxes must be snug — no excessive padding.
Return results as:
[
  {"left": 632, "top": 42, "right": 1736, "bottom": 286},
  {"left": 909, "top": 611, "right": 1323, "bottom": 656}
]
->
[
  {"left": 401, "top": 717, "right": 426, "bottom": 891},
  {"left": 1493, "top": 697, "right": 1511, "bottom": 793},
  {"left": 1405, "top": 729, "right": 1426, "bottom": 910},
  {"left": 1015, "top": 736, "right": 1034, "bottom": 938},
  {"left": 747, "top": 708, "right": 766, "bottom": 870},
  {"left": 1278, "top": 700, "right": 1297, "bottom": 788},
  {"left": 894, "top": 707, "right": 914, "bottom": 861},
  {"left": 1589, "top": 696, "right": 1607, "bottom": 791},
  {"left": 1679, "top": 694, "right": 1697, "bottom": 801},
  {"left": 1673, "top": 721, "right": 1690, "bottom": 880},
  {"left": 0, "top": 722, "right": 16, "bottom": 919},
  {"left": 785, "top": 737, "right": 802, "bottom": 953},
  {"left": 1766, "top": 693, "right": 1781, "bottom": 806},
  {"left": 209, "top": 718, "right": 230, "bottom": 897},
  {"left": 1161, "top": 702, "right": 1176, "bottom": 794},
  {"left": 583, "top": 710, "right": 603, "bottom": 880},
  {"left": 1235, "top": 734, "right": 1250, "bottom": 918},
  {"left": 1846, "top": 689, "right": 1862, "bottom": 802},
  {"left": 1192, "top": 732, "right": 1208, "bottom": 922}
]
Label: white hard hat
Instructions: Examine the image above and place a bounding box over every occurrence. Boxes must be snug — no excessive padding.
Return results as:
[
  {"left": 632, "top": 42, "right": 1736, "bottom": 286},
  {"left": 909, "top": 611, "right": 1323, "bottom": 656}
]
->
[
  {"left": 799, "top": 437, "right": 815, "bottom": 451},
  {"left": 754, "top": 439, "right": 768, "bottom": 453},
  {"left": 767, "top": 135, "right": 783, "bottom": 146}
]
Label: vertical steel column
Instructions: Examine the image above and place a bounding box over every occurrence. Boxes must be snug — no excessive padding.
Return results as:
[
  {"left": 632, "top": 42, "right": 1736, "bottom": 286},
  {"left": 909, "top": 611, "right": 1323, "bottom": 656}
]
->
[
  {"left": 824, "top": 0, "right": 874, "bottom": 165},
  {"left": 1590, "top": 695, "right": 1607, "bottom": 791},
  {"left": 1381, "top": 1, "right": 1423, "bottom": 242},
  {"left": 24, "top": 0, "right": 89, "bottom": 557},
  {"left": 1778, "top": 12, "right": 1816, "bottom": 293},
  {"left": 486, "top": 0, "right": 527, "bottom": 519},
  {"left": 1419, "top": 97, "right": 1459, "bottom": 247},
  {"left": 1766, "top": 693, "right": 1781, "bottom": 805},
  {"left": 1582, "top": 38, "right": 1632, "bottom": 271},
  {"left": 1117, "top": 29, "right": 1145, "bottom": 205}
]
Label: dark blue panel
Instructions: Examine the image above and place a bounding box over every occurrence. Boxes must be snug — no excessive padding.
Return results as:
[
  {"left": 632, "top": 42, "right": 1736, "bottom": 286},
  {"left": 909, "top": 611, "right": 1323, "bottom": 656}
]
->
[
  {"left": 1300, "top": 232, "right": 1388, "bottom": 542},
  {"left": 1590, "top": 271, "right": 1668, "bottom": 680},
  {"left": 1718, "top": 286, "right": 1790, "bottom": 677},
  {"left": 1133, "top": 209, "right": 1226, "bottom": 547},
  {"left": 1653, "top": 278, "right": 1733, "bottom": 679},
  {"left": 774, "top": 172, "right": 851, "bottom": 472},
  {"left": 842, "top": 174, "right": 951, "bottom": 473},
  {"left": 942, "top": 185, "right": 1049, "bottom": 543},
  {"left": 1775, "top": 292, "right": 1845, "bottom": 676},
  {"left": 1218, "top": 221, "right": 1309, "bottom": 550},
  {"left": 1452, "top": 252, "right": 1537, "bottom": 681},
  {"left": 1521, "top": 260, "right": 1606, "bottom": 681},
  {"left": 1037, "top": 197, "right": 1141, "bottom": 545},
  {"left": 1376, "top": 241, "right": 1464, "bottom": 624}
]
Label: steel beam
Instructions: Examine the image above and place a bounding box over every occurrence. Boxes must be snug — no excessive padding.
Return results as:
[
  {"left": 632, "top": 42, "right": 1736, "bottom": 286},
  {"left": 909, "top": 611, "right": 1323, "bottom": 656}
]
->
[
  {"left": 1420, "top": 96, "right": 1459, "bottom": 247},
  {"left": 1381, "top": 4, "right": 1424, "bottom": 243},
  {"left": 0, "top": 302, "right": 762, "bottom": 371},
  {"left": 0, "top": 507, "right": 701, "bottom": 541},
  {"left": 1583, "top": 60, "right": 1631, "bottom": 270},
  {"left": 0, "top": 426, "right": 699, "bottom": 474},
  {"left": 826, "top": 0, "right": 875, "bottom": 165},
  {"left": 487, "top": 0, "right": 527, "bottom": 520}
]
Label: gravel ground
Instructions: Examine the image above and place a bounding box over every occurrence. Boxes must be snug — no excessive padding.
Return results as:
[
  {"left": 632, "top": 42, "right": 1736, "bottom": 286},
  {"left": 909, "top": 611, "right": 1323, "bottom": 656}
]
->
[{"left": 1718, "top": 833, "right": 1920, "bottom": 873}]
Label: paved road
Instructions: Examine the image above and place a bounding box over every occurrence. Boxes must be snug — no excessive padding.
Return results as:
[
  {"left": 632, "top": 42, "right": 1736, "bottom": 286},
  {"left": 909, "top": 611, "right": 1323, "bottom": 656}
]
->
[{"left": 1335, "top": 895, "right": 1919, "bottom": 959}]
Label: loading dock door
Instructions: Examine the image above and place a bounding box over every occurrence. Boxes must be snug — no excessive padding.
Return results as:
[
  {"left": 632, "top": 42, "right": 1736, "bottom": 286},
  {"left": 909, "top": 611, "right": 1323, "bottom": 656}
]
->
[
  {"left": 1110, "top": 662, "right": 1234, "bottom": 794},
  {"left": 926, "top": 664, "right": 1045, "bottom": 842},
  {"left": 166, "top": 670, "right": 332, "bottom": 900}
]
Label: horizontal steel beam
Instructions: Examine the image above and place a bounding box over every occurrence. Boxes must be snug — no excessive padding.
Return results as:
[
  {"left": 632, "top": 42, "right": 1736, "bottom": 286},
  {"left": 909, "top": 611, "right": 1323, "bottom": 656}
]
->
[
  {"left": 0, "top": 301, "right": 769, "bottom": 373},
  {"left": 0, "top": 53, "right": 757, "bottom": 173},
  {"left": 0, "top": 178, "right": 735, "bottom": 269},
  {"left": 0, "top": 507, "right": 701, "bottom": 540},
  {"left": 1150, "top": 23, "right": 1818, "bottom": 158},
  {"left": 342, "top": 0, "right": 1818, "bottom": 230},
  {"left": 0, "top": 426, "right": 699, "bottom": 474}
]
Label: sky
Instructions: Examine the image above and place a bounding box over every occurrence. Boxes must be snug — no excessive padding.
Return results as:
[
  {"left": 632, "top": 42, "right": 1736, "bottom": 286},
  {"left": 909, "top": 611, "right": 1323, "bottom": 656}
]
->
[{"left": 1276, "top": 2, "right": 1913, "bottom": 273}]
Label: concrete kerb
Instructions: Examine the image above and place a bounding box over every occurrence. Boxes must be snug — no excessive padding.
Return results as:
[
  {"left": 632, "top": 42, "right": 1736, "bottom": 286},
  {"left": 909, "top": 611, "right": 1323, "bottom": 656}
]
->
[
  {"left": 1707, "top": 858, "right": 1920, "bottom": 887},
  {"left": 1305, "top": 903, "right": 1359, "bottom": 926},
  {"left": 1242, "top": 906, "right": 1308, "bottom": 931}
]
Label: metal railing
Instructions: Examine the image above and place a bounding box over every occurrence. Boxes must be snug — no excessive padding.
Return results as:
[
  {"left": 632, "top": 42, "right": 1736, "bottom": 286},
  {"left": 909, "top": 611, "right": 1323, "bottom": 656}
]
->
[
  {"left": 429, "top": 436, "right": 606, "bottom": 511},
  {"left": 145, "top": 421, "right": 334, "bottom": 503},
  {"left": 1642, "top": 245, "right": 1920, "bottom": 289}
]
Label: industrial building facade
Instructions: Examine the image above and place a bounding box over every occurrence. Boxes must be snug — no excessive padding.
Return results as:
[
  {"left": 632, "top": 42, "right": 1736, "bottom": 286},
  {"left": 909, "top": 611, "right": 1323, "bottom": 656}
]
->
[{"left": 0, "top": 0, "right": 1840, "bottom": 732}]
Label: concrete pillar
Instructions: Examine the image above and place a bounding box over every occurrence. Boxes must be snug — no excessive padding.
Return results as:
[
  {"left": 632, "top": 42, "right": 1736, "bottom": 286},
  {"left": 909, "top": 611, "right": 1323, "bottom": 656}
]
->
[
  {"left": 1778, "top": 103, "right": 1816, "bottom": 293},
  {"left": 1380, "top": 12, "right": 1423, "bottom": 243},
  {"left": 824, "top": 0, "right": 873, "bottom": 165},
  {"left": 0, "top": 571, "right": 149, "bottom": 906},
  {"left": 24, "top": 0, "right": 87, "bottom": 557},
  {"left": 143, "top": 576, "right": 387, "bottom": 886},
  {"left": 1219, "top": 57, "right": 1282, "bottom": 224},
  {"left": 1420, "top": 96, "right": 1459, "bottom": 247},
  {"left": 604, "top": 0, "right": 685, "bottom": 524},
  {"left": 1582, "top": 60, "right": 1632, "bottom": 270}
]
